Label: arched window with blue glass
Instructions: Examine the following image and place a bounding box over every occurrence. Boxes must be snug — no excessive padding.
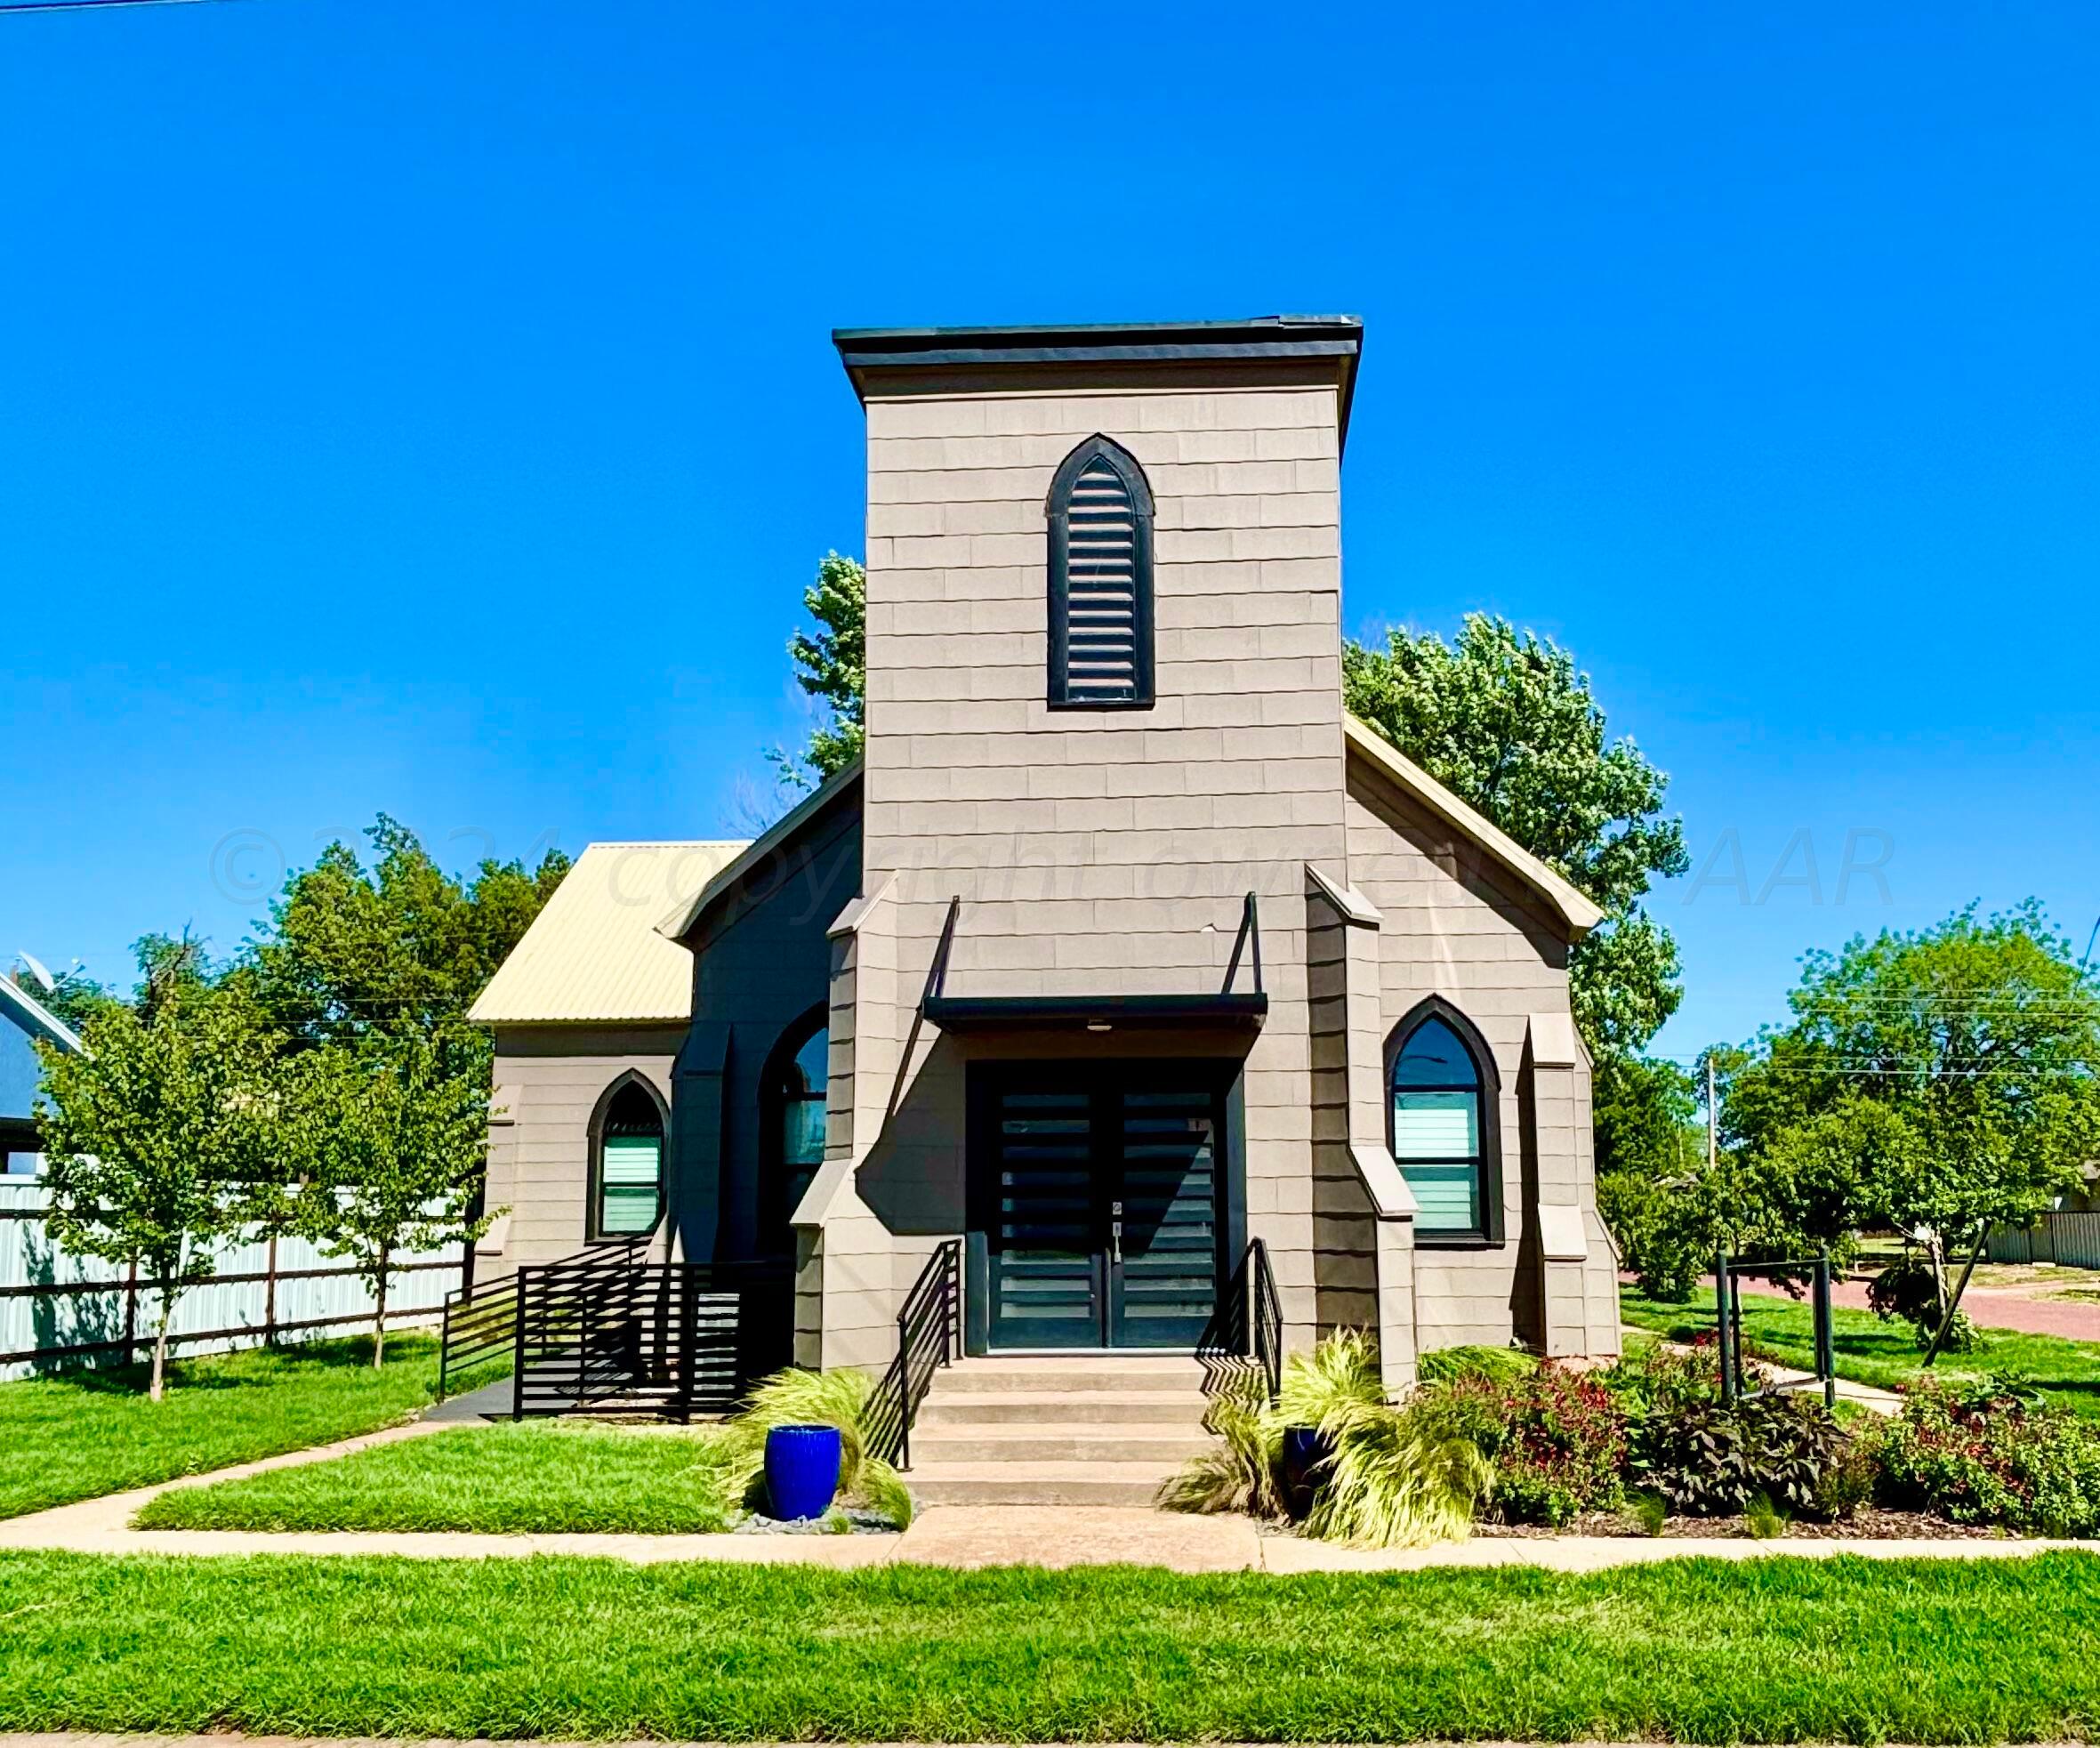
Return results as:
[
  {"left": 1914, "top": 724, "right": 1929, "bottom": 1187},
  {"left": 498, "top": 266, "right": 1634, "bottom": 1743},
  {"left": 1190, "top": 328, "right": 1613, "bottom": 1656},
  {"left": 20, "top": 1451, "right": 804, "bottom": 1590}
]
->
[
  {"left": 760, "top": 1004, "right": 831, "bottom": 1255},
  {"left": 1386, "top": 998, "right": 1501, "bottom": 1244}
]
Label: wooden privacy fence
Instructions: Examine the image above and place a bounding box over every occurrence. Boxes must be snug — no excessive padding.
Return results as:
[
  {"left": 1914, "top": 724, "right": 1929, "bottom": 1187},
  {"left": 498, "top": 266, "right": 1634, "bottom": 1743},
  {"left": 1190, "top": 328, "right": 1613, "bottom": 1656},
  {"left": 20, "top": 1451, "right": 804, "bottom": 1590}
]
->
[
  {"left": 0, "top": 1178, "right": 465, "bottom": 1380},
  {"left": 1987, "top": 1210, "right": 2100, "bottom": 1272}
]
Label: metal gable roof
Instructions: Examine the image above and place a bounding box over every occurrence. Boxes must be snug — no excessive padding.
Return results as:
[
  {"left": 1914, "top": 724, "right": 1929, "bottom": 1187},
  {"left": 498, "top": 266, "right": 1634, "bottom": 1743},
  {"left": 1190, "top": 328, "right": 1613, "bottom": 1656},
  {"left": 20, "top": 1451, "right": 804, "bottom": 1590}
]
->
[{"left": 468, "top": 841, "right": 748, "bottom": 1026}]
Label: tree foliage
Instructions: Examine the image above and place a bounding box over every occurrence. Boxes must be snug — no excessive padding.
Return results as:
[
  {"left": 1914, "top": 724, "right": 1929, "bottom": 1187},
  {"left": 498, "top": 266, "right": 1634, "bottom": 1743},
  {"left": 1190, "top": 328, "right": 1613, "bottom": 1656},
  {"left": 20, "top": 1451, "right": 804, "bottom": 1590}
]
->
[
  {"left": 32, "top": 818, "right": 565, "bottom": 1395},
  {"left": 1623, "top": 904, "right": 2100, "bottom": 1321},
  {"left": 35, "top": 965, "right": 280, "bottom": 1399},
  {"left": 1342, "top": 615, "right": 1690, "bottom": 1065},
  {"left": 250, "top": 815, "right": 568, "bottom": 1050},
  {"left": 773, "top": 552, "right": 866, "bottom": 790},
  {"left": 280, "top": 1031, "right": 493, "bottom": 1365}
]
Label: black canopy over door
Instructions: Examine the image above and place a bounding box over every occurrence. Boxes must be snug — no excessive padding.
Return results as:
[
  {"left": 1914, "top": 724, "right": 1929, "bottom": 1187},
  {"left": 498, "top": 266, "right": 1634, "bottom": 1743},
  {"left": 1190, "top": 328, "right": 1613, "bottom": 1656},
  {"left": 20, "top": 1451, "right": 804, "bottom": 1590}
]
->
[{"left": 970, "top": 1063, "right": 1229, "bottom": 1350}]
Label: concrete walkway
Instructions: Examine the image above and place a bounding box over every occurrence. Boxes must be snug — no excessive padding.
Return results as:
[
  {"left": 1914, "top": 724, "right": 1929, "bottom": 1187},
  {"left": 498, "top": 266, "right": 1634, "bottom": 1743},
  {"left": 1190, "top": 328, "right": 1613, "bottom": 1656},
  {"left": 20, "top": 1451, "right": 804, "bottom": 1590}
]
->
[{"left": 0, "top": 1435, "right": 2085, "bottom": 1571}]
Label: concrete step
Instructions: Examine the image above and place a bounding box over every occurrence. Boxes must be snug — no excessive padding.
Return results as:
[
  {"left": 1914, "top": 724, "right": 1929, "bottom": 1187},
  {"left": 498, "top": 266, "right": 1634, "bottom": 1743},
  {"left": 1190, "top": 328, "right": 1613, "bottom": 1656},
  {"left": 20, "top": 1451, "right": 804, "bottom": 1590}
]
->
[
  {"left": 904, "top": 1460, "right": 1182, "bottom": 1509},
  {"left": 908, "top": 1422, "right": 1215, "bottom": 1464},
  {"left": 917, "top": 1390, "right": 1212, "bottom": 1427},
  {"left": 929, "top": 1356, "right": 1208, "bottom": 1395}
]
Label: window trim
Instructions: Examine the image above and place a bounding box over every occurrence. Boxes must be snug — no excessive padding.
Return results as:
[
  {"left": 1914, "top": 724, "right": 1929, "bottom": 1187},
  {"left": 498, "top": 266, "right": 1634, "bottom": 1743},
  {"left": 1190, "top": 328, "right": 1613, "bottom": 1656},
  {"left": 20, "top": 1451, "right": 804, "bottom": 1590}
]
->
[
  {"left": 584, "top": 1069, "right": 669, "bottom": 1245},
  {"left": 1384, "top": 996, "right": 1504, "bottom": 1247},
  {"left": 1045, "top": 433, "right": 1155, "bottom": 711},
  {"left": 757, "top": 1002, "right": 832, "bottom": 1257}
]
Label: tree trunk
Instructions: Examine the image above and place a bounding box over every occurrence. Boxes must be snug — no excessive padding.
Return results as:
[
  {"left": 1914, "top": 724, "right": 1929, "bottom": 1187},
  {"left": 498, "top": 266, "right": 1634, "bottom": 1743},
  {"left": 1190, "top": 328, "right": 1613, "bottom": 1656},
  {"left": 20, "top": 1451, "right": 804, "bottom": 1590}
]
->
[
  {"left": 373, "top": 1248, "right": 389, "bottom": 1369},
  {"left": 149, "top": 1283, "right": 173, "bottom": 1403},
  {"left": 1922, "top": 1228, "right": 1988, "bottom": 1366}
]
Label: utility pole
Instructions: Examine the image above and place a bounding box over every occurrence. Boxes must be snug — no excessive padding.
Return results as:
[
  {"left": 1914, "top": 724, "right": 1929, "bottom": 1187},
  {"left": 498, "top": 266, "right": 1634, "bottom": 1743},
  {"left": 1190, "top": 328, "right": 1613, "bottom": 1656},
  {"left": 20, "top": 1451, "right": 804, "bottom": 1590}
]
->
[{"left": 1707, "top": 1054, "right": 1718, "bottom": 1175}]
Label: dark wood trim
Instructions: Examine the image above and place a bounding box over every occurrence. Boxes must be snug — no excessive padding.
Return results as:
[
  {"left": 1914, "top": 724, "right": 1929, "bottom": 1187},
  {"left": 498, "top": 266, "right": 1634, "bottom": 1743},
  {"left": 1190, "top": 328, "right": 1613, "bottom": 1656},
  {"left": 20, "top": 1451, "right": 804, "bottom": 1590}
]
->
[
  {"left": 1384, "top": 995, "right": 1506, "bottom": 1246},
  {"left": 584, "top": 1069, "right": 669, "bottom": 1245}
]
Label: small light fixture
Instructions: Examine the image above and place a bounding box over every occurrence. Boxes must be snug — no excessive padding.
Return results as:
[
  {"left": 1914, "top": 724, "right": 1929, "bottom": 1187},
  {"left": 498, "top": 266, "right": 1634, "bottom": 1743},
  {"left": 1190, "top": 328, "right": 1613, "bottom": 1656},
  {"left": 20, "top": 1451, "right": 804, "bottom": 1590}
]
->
[{"left": 1086, "top": 1019, "right": 1113, "bottom": 1033}]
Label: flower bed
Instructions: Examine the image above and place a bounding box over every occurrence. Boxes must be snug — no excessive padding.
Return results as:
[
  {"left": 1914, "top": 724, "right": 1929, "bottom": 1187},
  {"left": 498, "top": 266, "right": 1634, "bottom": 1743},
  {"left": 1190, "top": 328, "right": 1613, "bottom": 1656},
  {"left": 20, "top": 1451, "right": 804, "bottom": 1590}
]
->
[{"left": 1162, "top": 1332, "right": 2100, "bottom": 1548}]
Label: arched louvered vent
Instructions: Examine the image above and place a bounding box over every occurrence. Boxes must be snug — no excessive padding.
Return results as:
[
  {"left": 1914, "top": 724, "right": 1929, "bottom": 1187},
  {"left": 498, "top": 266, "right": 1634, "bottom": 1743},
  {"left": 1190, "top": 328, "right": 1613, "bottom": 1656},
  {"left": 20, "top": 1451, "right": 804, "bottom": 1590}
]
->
[{"left": 1047, "top": 435, "right": 1155, "bottom": 708}]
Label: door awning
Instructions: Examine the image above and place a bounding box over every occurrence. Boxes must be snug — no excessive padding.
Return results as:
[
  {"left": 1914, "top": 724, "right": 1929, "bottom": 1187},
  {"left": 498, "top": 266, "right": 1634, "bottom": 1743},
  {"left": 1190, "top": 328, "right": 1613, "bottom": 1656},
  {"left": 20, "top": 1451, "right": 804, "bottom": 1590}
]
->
[{"left": 917, "top": 894, "right": 1268, "bottom": 1033}]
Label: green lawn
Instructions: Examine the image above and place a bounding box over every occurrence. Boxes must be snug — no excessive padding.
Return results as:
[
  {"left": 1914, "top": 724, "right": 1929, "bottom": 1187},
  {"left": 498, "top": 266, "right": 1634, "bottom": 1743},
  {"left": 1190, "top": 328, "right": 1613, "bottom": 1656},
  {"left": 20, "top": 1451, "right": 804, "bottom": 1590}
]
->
[
  {"left": 135, "top": 1419, "right": 744, "bottom": 1534},
  {"left": 0, "top": 1551, "right": 2096, "bottom": 1741},
  {"left": 1620, "top": 1284, "right": 2100, "bottom": 1417},
  {"left": 0, "top": 1335, "right": 461, "bottom": 1519}
]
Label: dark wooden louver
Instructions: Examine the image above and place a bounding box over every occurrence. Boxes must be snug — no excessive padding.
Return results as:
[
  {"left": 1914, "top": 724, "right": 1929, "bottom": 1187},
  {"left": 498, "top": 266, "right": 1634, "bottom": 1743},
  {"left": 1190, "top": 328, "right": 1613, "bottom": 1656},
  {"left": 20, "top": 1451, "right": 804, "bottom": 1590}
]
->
[{"left": 1047, "top": 435, "right": 1155, "bottom": 707}]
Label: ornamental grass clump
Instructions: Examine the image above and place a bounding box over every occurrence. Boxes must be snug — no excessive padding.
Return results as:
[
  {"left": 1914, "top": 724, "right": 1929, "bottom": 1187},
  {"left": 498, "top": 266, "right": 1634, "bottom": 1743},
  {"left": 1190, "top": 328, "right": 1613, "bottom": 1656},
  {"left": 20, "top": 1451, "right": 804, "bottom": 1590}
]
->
[
  {"left": 1876, "top": 1377, "right": 2100, "bottom": 1536},
  {"left": 727, "top": 1366, "right": 913, "bottom": 1527},
  {"left": 1158, "top": 1331, "right": 1489, "bottom": 1548}
]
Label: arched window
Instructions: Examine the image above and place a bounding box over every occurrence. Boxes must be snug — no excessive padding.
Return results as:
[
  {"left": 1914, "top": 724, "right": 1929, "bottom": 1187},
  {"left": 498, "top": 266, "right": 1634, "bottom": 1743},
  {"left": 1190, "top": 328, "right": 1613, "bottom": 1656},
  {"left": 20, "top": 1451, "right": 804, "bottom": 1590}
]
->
[
  {"left": 1388, "top": 1001, "right": 1501, "bottom": 1243},
  {"left": 589, "top": 1075, "right": 666, "bottom": 1241},
  {"left": 1046, "top": 434, "right": 1155, "bottom": 708},
  {"left": 760, "top": 1006, "right": 830, "bottom": 1253}
]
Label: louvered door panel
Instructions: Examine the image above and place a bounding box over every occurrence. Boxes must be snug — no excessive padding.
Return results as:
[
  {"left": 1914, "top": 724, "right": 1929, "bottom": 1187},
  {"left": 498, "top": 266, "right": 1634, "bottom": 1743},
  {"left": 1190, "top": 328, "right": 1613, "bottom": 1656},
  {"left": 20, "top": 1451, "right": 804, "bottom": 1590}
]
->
[
  {"left": 987, "top": 1088, "right": 1103, "bottom": 1345},
  {"left": 1111, "top": 1088, "right": 1221, "bottom": 1347}
]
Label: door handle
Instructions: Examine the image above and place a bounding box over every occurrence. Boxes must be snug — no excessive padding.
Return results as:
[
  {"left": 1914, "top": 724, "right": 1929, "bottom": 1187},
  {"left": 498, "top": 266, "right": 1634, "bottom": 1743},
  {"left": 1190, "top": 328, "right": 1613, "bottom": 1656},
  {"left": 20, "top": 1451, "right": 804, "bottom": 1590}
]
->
[{"left": 1110, "top": 1200, "right": 1123, "bottom": 1264}]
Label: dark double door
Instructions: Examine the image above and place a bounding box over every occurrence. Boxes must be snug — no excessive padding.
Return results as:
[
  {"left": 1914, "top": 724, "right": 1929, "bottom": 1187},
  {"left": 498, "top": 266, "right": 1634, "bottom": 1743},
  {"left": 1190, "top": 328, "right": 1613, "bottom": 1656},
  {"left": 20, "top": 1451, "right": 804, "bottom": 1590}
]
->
[{"left": 970, "top": 1064, "right": 1229, "bottom": 1350}]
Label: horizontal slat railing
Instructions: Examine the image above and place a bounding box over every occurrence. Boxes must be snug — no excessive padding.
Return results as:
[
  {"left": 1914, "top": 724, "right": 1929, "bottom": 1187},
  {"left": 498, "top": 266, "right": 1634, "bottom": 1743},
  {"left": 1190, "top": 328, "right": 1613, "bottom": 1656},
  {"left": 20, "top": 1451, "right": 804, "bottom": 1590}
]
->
[{"left": 500, "top": 1249, "right": 793, "bottom": 1422}]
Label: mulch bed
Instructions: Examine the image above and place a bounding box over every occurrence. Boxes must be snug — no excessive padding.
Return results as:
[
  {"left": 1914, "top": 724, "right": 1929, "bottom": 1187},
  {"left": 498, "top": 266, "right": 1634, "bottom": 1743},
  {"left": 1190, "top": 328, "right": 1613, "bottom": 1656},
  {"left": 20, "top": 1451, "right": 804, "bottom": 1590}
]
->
[{"left": 1476, "top": 1506, "right": 2011, "bottom": 1540}]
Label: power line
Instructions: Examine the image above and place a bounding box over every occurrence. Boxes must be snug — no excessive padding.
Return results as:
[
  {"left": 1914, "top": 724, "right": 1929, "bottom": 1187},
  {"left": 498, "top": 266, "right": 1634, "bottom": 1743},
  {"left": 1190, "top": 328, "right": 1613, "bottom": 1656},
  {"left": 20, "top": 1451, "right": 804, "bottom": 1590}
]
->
[{"left": 0, "top": 0, "right": 240, "bottom": 12}]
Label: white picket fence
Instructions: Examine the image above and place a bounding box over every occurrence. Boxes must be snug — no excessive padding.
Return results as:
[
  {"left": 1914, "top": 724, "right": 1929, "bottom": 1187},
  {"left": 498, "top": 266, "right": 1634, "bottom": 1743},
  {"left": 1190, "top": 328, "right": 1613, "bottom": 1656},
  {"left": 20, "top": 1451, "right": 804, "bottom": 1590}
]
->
[{"left": 0, "top": 1177, "right": 466, "bottom": 1382}]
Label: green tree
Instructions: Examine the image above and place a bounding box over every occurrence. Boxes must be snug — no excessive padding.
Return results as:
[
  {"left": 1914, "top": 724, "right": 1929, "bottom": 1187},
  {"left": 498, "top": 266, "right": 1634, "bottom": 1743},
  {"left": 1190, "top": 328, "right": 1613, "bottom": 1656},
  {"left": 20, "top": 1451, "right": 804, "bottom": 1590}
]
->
[
  {"left": 1724, "top": 902, "right": 2100, "bottom": 1349},
  {"left": 1342, "top": 616, "right": 1690, "bottom": 1061},
  {"left": 281, "top": 1032, "right": 495, "bottom": 1366},
  {"left": 34, "top": 955, "right": 279, "bottom": 1399},
  {"left": 251, "top": 816, "right": 569, "bottom": 1054},
  {"left": 773, "top": 552, "right": 866, "bottom": 790}
]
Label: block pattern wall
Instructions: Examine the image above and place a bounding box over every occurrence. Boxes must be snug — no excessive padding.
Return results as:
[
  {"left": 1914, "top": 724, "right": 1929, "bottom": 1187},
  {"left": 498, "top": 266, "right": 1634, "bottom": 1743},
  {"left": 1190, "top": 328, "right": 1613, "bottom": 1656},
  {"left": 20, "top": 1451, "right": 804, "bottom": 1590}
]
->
[
  {"left": 1343, "top": 763, "right": 1616, "bottom": 1357},
  {"left": 851, "top": 369, "right": 1351, "bottom": 1344},
  {"left": 484, "top": 1027, "right": 681, "bottom": 1275}
]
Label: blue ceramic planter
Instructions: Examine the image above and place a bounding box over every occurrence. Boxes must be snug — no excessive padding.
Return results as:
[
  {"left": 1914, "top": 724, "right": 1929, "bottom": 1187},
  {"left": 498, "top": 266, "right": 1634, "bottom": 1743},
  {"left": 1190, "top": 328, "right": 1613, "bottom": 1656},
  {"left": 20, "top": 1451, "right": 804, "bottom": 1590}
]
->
[
  {"left": 765, "top": 1423, "right": 843, "bottom": 1520},
  {"left": 1280, "top": 1424, "right": 1332, "bottom": 1519}
]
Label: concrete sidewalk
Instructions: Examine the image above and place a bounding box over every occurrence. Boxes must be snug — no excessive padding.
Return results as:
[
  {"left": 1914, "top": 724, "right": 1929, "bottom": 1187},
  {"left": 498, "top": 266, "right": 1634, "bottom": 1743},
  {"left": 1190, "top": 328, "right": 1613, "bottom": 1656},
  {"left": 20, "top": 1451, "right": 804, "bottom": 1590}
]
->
[{"left": 0, "top": 1415, "right": 2086, "bottom": 1574}]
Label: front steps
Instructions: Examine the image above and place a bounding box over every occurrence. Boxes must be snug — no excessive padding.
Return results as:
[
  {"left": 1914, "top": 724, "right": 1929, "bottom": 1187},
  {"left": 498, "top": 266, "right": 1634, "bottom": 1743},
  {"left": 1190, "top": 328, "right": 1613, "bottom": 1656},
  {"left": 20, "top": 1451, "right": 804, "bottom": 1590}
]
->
[{"left": 904, "top": 1355, "right": 1215, "bottom": 1507}]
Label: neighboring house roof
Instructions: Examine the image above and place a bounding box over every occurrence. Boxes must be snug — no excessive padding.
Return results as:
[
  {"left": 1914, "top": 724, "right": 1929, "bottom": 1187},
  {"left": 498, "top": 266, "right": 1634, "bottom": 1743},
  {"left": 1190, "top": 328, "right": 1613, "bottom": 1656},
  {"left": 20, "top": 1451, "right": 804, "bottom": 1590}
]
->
[
  {"left": 0, "top": 974, "right": 84, "bottom": 1124},
  {"left": 656, "top": 761, "right": 865, "bottom": 943},
  {"left": 1342, "top": 715, "right": 1606, "bottom": 938},
  {"left": 468, "top": 842, "right": 747, "bottom": 1026}
]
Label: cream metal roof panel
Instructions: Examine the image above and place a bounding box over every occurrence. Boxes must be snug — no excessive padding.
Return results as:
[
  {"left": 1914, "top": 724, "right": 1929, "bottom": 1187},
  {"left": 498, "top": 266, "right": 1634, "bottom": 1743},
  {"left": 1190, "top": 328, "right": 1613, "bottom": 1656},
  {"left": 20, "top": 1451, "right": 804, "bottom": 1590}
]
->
[{"left": 468, "top": 841, "right": 747, "bottom": 1025}]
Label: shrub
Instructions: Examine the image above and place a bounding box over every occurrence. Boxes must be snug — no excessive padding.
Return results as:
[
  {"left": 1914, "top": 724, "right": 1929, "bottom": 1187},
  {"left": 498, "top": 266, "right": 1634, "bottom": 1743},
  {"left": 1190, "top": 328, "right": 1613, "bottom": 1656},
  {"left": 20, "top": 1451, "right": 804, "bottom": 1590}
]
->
[
  {"left": 1422, "top": 1365, "right": 1628, "bottom": 1526},
  {"left": 1867, "top": 1255, "right": 1978, "bottom": 1352},
  {"left": 1601, "top": 1338, "right": 1727, "bottom": 1420},
  {"left": 1156, "top": 1382, "right": 1283, "bottom": 1520},
  {"left": 1876, "top": 1377, "right": 2100, "bottom": 1536},
  {"left": 1634, "top": 1390, "right": 1846, "bottom": 1517}
]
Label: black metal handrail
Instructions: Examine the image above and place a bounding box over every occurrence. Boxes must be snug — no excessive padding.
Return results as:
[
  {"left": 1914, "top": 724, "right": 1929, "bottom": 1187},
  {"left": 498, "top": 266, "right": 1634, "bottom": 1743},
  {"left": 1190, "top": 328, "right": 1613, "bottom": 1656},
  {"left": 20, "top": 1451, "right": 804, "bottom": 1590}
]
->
[
  {"left": 869, "top": 1238, "right": 961, "bottom": 1470},
  {"left": 1248, "top": 1236, "right": 1283, "bottom": 1402},
  {"left": 1197, "top": 1236, "right": 1283, "bottom": 1403}
]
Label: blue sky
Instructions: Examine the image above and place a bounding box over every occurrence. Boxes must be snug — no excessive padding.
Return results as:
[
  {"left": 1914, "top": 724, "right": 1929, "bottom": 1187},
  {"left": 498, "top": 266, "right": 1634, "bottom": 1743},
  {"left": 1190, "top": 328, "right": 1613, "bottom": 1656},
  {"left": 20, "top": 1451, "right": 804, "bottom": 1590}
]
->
[{"left": 3, "top": 0, "right": 2096, "bottom": 1061}]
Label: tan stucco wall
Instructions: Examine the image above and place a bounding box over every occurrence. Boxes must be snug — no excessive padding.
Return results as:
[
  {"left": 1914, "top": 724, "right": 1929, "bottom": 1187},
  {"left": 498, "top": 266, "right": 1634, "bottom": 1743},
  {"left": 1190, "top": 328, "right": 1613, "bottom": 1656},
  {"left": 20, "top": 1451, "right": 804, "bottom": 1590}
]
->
[{"left": 483, "top": 1025, "right": 682, "bottom": 1277}]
